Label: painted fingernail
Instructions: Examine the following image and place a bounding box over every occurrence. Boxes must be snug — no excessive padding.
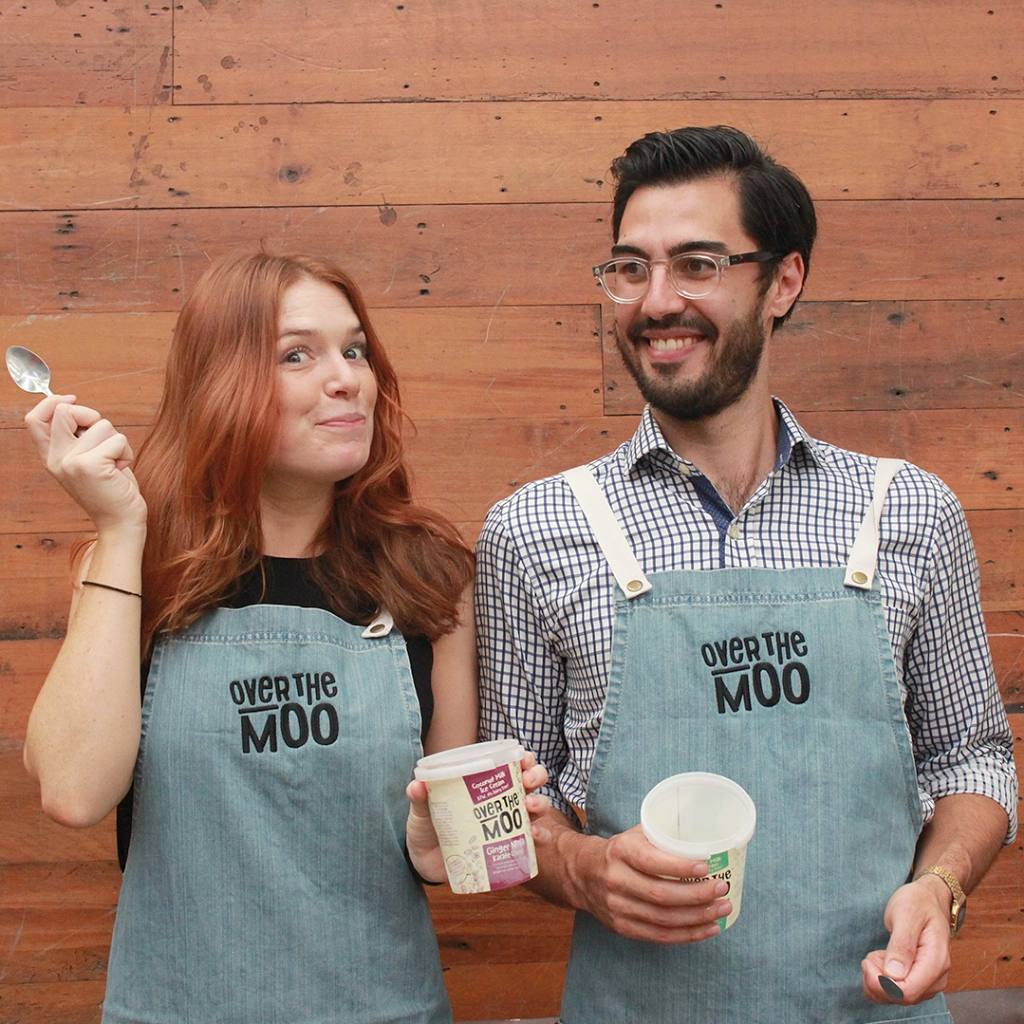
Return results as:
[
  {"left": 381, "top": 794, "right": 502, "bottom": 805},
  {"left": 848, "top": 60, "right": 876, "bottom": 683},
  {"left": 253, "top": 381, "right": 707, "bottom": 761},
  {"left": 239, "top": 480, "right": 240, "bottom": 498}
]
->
[
  {"left": 693, "top": 861, "right": 708, "bottom": 875},
  {"left": 713, "top": 899, "right": 732, "bottom": 917},
  {"left": 884, "top": 959, "right": 906, "bottom": 978},
  {"left": 878, "top": 975, "right": 904, "bottom": 1001},
  {"left": 714, "top": 880, "right": 729, "bottom": 896}
]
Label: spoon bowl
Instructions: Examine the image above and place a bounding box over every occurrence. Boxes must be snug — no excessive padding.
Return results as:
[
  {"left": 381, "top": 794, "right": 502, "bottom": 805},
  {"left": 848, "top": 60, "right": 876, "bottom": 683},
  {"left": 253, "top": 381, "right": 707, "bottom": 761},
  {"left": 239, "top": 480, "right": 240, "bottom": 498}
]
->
[{"left": 6, "top": 346, "right": 55, "bottom": 397}]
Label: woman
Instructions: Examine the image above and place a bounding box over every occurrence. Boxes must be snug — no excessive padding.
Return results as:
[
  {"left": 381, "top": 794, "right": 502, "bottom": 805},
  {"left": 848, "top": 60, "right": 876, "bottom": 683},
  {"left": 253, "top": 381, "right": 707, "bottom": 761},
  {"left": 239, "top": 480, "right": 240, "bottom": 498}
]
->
[{"left": 22, "top": 252, "right": 541, "bottom": 1023}]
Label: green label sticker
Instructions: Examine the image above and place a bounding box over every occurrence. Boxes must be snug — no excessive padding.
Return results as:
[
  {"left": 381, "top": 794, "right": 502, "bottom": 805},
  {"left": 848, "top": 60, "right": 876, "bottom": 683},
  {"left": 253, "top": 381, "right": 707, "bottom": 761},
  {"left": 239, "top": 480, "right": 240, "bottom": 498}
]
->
[{"left": 708, "top": 850, "right": 730, "bottom": 874}]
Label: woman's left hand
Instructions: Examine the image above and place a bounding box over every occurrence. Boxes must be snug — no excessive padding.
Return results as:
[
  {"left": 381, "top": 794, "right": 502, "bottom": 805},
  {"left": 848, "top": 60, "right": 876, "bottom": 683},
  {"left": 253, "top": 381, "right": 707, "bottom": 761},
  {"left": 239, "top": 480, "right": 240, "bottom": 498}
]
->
[{"left": 405, "top": 751, "right": 549, "bottom": 884}]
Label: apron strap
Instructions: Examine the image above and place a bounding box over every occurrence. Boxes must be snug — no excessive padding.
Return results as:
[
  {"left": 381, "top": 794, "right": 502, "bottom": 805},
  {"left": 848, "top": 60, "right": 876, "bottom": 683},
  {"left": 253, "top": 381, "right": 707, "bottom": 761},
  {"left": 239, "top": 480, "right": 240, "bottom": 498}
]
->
[
  {"left": 843, "top": 457, "right": 905, "bottom": 591},
  {"left": 563, "top": 466, "right": 652, "bottom": 599},
  {"left": 361, "top": 609, "right": 395, "bottom": 638}
]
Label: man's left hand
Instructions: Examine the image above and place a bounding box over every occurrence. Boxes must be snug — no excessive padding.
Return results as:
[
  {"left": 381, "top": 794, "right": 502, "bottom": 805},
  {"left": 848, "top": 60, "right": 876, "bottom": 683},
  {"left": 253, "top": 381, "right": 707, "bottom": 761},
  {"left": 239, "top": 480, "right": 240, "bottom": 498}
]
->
[{"left": 861, "top": 874, "right": 952, "bottom": 1005}]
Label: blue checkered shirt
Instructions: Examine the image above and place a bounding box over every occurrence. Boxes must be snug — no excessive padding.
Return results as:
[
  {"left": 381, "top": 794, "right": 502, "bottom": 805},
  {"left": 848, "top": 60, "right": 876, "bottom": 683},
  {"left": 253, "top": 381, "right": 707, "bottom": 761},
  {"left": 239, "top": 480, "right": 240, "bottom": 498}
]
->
[{"left": 476, "top": 401, "right": 1018, "bottom": 841}]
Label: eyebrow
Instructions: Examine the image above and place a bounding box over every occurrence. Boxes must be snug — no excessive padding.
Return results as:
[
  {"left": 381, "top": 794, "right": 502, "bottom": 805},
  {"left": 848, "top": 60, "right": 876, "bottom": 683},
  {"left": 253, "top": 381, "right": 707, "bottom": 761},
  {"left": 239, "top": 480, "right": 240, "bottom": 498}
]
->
[
  {"left": 277, "top": 326, "right": 368, "bottom": 340},
  {"left": 611, "top": 239, "right": 731, "bottom": 258}
]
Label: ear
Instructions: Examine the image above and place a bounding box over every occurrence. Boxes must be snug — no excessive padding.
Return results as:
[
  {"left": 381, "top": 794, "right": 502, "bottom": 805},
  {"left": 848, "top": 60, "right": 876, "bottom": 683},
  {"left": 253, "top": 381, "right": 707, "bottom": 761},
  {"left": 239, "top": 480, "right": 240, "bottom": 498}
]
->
[{"left": 765, "top": 252, "right": 805, "bottom": 323}]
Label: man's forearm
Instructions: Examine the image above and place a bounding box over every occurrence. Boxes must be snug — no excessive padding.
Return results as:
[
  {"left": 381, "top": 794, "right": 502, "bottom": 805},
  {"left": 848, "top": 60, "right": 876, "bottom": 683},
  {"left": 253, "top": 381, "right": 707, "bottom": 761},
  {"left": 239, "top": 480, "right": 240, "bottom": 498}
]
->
[
  {"left": 913, "top": 793, "right": 1009, "bottom": 893},
  {"left": 528, "top": 802, "right": 601, "bottom": 911}
]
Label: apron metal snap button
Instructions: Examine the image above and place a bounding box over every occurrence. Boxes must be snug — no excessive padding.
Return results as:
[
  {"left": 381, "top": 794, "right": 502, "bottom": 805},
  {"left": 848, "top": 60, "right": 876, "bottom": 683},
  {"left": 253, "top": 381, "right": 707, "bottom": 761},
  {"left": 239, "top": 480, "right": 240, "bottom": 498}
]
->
[
  {"left": 626, "top": 579, "right": 644, "bottom": 593},
  {"left": 851, "top": 570, "right": 868, "bottom": 585},
  {"left": 369, "top": 622, "right": 387, "bottom": 634}
]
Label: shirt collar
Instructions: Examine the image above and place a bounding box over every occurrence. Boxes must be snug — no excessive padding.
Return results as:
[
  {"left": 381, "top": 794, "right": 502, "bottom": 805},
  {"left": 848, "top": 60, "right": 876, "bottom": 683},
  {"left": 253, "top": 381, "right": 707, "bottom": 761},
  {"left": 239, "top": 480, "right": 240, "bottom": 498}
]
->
[
  {"left": 773, "top": 397, "right": 825, "bottom": 468},
  {"left": 624, "top": 398, "right": 825, "bottom": 475}
]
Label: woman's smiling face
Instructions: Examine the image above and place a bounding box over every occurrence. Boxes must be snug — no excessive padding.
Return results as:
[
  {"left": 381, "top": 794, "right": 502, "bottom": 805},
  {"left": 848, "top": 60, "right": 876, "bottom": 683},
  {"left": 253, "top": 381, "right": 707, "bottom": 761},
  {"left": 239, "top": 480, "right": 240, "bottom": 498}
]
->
[{"left": 265, "top": 275, "right": 378, "bottom": 492}]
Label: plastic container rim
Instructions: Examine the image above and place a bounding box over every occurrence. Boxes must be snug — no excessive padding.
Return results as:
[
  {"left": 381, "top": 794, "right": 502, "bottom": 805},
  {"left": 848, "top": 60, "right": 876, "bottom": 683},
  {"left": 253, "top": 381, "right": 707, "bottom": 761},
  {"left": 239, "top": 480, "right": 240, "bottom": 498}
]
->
[
  {"left": 414, "top": 738, "right": 525, "bottom": 781},
  {"left": 641, "top": 771, "right": 757, "bottom": 858}
]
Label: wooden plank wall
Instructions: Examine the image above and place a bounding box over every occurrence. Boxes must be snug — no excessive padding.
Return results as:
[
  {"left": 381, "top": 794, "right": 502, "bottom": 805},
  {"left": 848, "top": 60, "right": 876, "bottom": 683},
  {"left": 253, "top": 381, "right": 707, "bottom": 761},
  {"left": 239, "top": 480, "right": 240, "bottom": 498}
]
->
[{"left": 1, "top": 1, "right": 1022, "bottom": 1020}]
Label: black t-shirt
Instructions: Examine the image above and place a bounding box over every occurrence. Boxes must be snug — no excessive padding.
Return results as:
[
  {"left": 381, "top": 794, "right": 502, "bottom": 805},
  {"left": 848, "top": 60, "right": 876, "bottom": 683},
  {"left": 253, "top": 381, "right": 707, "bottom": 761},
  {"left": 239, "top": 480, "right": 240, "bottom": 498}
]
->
[
  {"left": 116, "top": 556, "right": 434, "bottom": 869},
  {"left": 222, "top": 556, "right": 434, "bottom": 726}
]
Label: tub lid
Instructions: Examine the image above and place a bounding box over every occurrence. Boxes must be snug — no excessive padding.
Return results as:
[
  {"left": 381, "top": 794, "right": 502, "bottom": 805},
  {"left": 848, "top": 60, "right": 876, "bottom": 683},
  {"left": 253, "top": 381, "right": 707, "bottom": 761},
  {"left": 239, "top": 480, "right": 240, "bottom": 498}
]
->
[{"left": 414, "top": 738, "right": 525, "bottom": 781}]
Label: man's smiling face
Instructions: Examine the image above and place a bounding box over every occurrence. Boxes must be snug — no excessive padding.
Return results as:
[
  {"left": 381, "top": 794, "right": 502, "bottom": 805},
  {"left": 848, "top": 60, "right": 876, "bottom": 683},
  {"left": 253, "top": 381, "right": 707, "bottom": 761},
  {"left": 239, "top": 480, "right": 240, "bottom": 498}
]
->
[{"left": 612, "top": 175, "right": 779, "bottom": 423}]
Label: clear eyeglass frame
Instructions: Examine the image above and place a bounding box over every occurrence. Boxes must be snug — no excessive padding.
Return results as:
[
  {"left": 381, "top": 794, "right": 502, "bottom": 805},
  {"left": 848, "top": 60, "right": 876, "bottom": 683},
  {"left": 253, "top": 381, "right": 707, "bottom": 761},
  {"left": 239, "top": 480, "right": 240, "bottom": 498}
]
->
[{"left": 592, "top": 250, "right": 780, "bottom": 303}]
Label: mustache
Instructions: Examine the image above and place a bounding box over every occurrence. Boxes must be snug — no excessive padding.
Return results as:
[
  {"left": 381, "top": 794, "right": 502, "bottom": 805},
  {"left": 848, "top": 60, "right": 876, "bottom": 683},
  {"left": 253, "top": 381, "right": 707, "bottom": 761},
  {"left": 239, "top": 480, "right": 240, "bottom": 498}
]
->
[{"left": 626, "top": 315, "right": 718, "bottom": 345}]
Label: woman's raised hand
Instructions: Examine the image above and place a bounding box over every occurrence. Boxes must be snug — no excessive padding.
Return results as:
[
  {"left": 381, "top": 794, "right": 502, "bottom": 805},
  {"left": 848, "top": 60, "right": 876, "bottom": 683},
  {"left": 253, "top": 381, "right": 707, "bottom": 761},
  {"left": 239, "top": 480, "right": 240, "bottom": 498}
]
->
[{"left": 24, "top": 394, "right": 147, "bottom": 534}]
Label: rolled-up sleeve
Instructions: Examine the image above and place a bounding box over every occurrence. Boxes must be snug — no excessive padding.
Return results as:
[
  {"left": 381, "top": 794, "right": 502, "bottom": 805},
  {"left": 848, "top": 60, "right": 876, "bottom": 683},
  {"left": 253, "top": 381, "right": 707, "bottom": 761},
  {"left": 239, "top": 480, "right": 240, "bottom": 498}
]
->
[{"left": 904, "top": 486, "right": 1018, "bottom": 842}]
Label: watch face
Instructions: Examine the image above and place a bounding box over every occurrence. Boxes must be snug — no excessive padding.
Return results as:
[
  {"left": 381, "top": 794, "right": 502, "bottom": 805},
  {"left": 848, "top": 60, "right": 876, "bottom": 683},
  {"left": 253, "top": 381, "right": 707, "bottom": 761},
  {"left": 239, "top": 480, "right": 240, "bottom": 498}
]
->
[{"left": 953, "top": 901, "right": 966, "bottom": 935}]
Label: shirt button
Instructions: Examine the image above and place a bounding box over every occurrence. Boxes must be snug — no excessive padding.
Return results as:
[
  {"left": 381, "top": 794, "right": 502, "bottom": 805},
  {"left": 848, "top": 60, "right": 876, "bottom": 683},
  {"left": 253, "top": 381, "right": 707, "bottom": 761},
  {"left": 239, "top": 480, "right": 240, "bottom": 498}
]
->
[
  {"left": 727, "top": 522, "right": 742, "bottom": 540},
  {"left": 679, "top": 464, "right": 694, "bottom": 477}
]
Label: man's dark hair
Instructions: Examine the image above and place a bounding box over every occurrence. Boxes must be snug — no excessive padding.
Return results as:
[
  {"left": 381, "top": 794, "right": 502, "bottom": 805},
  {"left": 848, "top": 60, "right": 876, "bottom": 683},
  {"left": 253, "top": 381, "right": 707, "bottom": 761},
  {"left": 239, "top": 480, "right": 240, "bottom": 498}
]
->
[{"left": 610, "top": 126, "right": 817, "bottom": 330}]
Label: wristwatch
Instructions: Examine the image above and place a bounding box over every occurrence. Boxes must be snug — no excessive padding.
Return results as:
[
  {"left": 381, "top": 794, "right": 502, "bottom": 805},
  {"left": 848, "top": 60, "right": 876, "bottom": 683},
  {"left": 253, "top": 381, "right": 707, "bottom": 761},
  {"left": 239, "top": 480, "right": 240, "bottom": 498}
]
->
[{"left": 918, "top": 865, "right": 967, "bottom": 936}]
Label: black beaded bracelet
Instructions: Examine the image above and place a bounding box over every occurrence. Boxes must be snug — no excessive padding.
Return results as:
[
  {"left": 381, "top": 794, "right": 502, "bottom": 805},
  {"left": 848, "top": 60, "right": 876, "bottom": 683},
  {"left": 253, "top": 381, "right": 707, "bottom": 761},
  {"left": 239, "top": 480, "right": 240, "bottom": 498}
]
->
[{"left": 81, "top": 580, "right": 142, "bottom": 599}]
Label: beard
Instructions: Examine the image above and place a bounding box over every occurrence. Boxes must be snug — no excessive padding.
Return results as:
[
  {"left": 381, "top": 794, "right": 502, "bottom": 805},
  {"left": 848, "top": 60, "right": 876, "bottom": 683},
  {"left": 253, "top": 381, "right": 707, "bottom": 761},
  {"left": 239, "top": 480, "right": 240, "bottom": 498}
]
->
[{"left": 615, "top": 303, "right": 769, "bottom": 422}]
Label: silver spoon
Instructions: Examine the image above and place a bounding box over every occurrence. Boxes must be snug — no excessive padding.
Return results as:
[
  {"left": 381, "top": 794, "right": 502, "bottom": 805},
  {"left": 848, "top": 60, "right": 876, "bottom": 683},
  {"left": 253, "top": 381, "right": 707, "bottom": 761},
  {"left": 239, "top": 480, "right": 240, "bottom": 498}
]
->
[
  {"left": 6, "top": 345, "right": 56, "bottom": 397},
  {"left": 878, "top": 975, "right": 905, "bottom": 1001}
]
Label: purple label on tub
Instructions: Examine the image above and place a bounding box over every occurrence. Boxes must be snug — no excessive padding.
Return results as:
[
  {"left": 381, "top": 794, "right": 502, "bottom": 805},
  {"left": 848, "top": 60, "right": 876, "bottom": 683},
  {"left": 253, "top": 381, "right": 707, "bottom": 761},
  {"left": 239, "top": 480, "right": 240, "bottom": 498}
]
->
[
  {"left": 483, "top": 834, "right": 532, "bottom": 890},
  {"left": 463, "top": 764, "right": 514, "bottom": 804}
]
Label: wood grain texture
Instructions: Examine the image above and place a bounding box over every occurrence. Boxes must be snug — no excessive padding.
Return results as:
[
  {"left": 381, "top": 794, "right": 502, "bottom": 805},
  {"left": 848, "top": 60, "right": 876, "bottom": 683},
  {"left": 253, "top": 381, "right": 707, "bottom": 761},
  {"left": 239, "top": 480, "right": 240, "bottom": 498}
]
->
[
  {"left": 1, "top": 201, "right": 1019, "bottom": 316},
  {"left": 171, "top": 0, "right": 1024, "bottom": 104},
  {"left": 0, "top": 529, "right": 89, "bottom": 636},
  {"left": 3, "top": 0, "right": 1020, "bottom": 108},
  {"left": 0, "top": 1, "right": 172, "bottom": 108},
  {"left": 1, "top": 100, "right": 1021, "bottom": 211},
  {"left": 0, "top": 980, "right": 106, "bottom": 1024},
  {"left": 988, "top": 612, "right": 1024, "bottom": 710},
  {"left": 0, "top": 863, "right": 117, "bottom": 987}
]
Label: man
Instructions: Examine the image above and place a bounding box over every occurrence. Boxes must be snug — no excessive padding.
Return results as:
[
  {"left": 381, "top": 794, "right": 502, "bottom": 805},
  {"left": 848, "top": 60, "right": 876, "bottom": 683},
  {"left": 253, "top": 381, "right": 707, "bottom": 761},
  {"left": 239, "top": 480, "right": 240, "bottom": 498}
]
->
[{"left": 476, "top": 126, "right": 1017, "bottom": 1022}]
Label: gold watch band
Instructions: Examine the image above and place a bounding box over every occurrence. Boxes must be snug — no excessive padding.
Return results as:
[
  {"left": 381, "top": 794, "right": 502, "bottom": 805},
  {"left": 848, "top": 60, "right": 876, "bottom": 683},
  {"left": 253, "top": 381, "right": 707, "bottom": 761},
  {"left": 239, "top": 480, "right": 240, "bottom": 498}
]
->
[{"left": 918, "top": 865, "right": 967, "bottom": 935}]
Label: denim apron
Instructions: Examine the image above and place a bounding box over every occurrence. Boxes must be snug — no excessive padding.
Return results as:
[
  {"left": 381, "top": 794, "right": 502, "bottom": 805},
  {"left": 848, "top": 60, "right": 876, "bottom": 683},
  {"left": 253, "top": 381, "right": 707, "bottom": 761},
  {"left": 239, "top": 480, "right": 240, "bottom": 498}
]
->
[
  {"left": 103, "top": 603, "right": 451, "bottom": 1024},
  {"left": 559, "top": 459, "right": 951, "bottom": 1023}
]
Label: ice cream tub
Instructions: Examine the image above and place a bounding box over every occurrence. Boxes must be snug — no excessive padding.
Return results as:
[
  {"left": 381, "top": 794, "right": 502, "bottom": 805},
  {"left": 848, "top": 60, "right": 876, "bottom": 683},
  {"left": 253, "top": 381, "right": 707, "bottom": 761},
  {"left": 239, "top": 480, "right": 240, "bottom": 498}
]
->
[
  {"left": 414, "top": 739, "right": 538, "bottom": 894},
  {"left": 641, "top": 771, "right": 756, "bottom": 930}
]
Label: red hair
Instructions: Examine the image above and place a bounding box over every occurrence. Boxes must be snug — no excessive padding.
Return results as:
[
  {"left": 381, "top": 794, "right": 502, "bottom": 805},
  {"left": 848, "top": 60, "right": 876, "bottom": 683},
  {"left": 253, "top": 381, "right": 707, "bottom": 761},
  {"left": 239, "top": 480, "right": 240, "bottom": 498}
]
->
[{"left": 129, "top": 252, "right": 472, "bottom": 651}]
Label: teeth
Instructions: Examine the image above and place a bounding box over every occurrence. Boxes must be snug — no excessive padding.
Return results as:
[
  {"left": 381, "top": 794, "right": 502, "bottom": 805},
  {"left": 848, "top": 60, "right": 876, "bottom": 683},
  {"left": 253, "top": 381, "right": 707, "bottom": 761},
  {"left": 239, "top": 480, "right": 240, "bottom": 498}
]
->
[{"left": 648, "top": 336, "right": 700, "bottom": 352}]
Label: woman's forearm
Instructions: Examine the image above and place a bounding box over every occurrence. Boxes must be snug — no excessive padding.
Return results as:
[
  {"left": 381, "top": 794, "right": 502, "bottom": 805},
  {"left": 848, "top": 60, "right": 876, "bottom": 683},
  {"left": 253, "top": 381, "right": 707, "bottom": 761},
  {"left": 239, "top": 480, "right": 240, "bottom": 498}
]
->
[{"left": 24, "top": 527, "right": 146, "bottom": 828}]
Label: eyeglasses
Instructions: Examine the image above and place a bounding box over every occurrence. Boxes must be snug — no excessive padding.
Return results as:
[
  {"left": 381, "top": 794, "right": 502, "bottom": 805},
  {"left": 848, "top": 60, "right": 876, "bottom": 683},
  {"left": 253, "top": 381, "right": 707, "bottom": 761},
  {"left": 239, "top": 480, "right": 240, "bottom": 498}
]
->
[{"left": 592, "top": 250, "right": 781, "bottom": 303}]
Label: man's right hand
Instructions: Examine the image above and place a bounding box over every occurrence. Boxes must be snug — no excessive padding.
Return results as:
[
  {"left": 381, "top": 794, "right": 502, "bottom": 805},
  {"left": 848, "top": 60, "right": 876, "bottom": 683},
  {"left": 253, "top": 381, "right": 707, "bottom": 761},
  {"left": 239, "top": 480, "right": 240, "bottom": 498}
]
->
[{"left": 533, "top": 809, "right": 729, "bottom": 944}]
